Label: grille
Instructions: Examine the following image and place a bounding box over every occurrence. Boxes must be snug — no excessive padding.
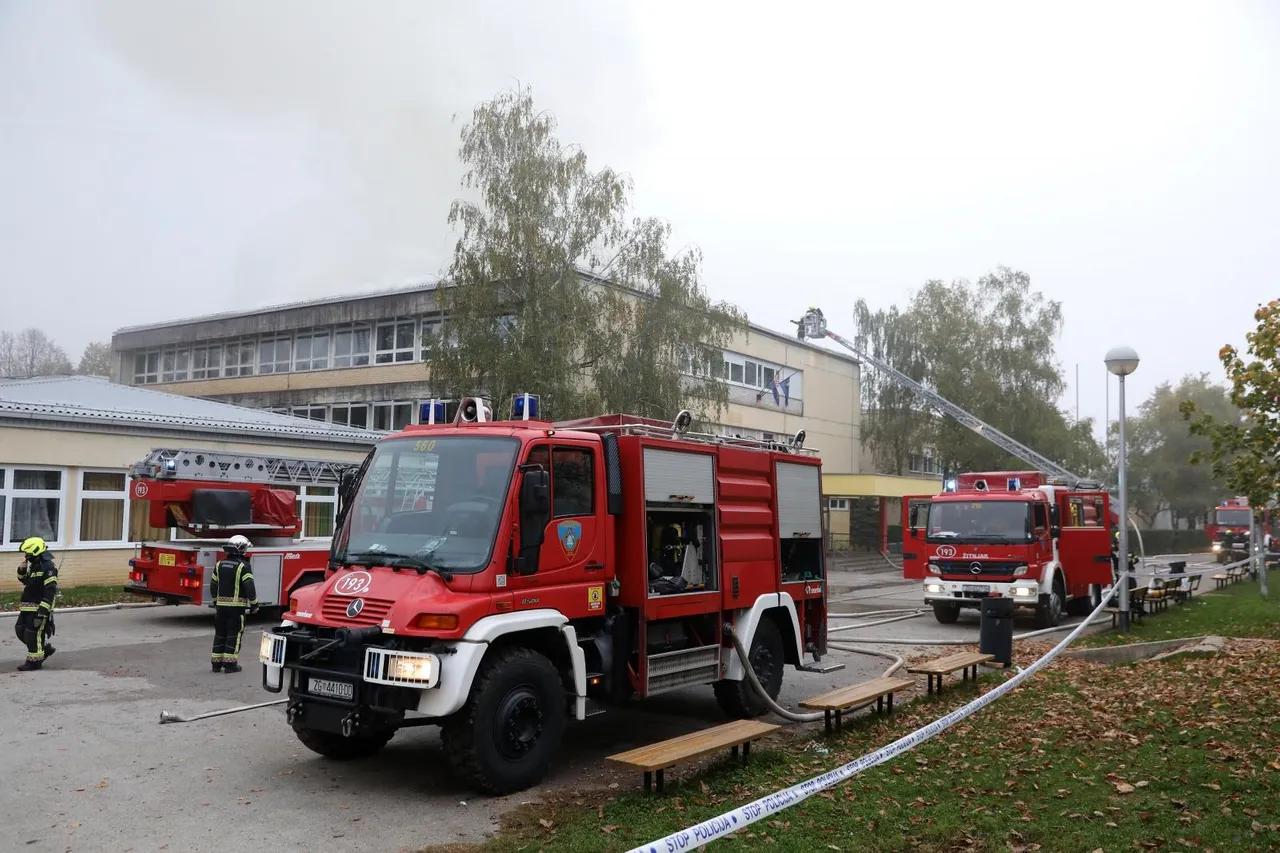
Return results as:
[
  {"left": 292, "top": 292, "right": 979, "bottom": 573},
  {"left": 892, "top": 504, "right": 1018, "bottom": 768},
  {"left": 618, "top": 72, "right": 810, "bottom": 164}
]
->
[
  {"left": 320, "top": 596, "right": 395, "bottom": 626},
  {"left": 938, "top": 560, "right": 1022, "bottom": 578}
]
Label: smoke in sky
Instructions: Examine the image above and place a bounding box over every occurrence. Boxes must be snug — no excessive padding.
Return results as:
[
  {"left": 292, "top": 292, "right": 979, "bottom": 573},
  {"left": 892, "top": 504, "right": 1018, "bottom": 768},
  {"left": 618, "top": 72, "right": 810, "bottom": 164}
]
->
[{"left": 82, "top": 0, "right": 654, "bottom": 303}]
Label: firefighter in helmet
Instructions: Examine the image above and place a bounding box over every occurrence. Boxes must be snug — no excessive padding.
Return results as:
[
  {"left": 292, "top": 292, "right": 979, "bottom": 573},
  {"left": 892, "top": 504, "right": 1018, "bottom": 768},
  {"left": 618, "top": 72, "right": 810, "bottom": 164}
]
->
[
  {"left": 15, "top": 537, "right": 58, "bottom": 671},
  {"left": 211, "top": 535, "right": 258, "bottom": 673}
]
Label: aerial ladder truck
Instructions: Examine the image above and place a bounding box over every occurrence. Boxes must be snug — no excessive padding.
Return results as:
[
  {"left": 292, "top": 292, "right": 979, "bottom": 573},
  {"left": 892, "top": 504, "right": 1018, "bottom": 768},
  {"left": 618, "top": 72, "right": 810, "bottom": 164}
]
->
[{"left": 124, "top": 448, "right": 366, "bottom": 614}]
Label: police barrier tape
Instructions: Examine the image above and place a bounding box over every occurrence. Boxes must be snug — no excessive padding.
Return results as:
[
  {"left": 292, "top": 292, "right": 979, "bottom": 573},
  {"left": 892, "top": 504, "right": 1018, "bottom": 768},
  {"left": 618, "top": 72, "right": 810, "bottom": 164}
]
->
[{"left": 626, "top": 577, "right": 1127, "bottom": 853}]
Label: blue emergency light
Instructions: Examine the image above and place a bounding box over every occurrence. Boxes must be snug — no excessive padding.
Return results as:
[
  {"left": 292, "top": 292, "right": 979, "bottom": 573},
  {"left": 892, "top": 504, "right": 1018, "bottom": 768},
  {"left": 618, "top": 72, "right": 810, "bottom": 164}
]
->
[
  {"left": 420, "top": 400, "right": 447, "bottom": 425},
  {"left": 943, "top": 478, "right": 958, "bottom": 492},
  {"left": 513, "top": 393, "right": 540, "bottom": 421},
  {"left": 165, "top": 459, "right": 177, "bottom": 473}
]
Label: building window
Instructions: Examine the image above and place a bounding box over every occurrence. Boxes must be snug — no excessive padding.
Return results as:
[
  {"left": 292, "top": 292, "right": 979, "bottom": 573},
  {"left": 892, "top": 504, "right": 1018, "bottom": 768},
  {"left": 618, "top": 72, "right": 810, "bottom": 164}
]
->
[
  {"left": 191, "top": 345, "right": 223, "bottom": 380},
  {"left": 159, "top": 347, "right": 191, "bottom": 383},
  {"left": 421, "top": 315, "right": 446, "bottom": 359},
  {"left": 1, "top": 467, "right": 65, "bottom": 547},
  {"left": 291, "top": 405, "right": 327, "bottom": 421},
  {"left": 825, "top": 498, "right": 849, "bottom": 512},
  {"left": 908, "top": 448, "right": 939, "bottom": 475},
  {"left": 128, "top": 498, "right": 169, "bottom": 542},
  {"left": 331, "top": 403, "right": 370, "bottom": 429},
  {"left": 258, "top": 337, "right": 292, "bottom": 374},
  {"left": 78, "top": 471, "right": 129, "bottom": 543},
  {"left": 222, "top": 339, "right": 255, "bottom": 376},
  {"left": 333, "top": 324, "right": 372, "bottom": 368},
  {"left": 294, "top": 331, "right": 331, "bottom": 372},
  {"left": 300, "top": 485, "right": 337, "bottom": 538},
  {"left": 133, "top": 350, "right": 159, "bottom": 385},
  {"left": 372, "top": 401, "right": 413, "bottom": 431},
  {"left": 375, "top": 320, "right": 417, "bottom": 364}
]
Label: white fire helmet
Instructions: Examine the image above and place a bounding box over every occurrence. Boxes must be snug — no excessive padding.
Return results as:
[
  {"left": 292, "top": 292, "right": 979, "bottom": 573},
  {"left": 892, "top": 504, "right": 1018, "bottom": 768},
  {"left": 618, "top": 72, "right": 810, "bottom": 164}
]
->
[{"left": 225, "top": 534, "right": 252, "bottom": 553}]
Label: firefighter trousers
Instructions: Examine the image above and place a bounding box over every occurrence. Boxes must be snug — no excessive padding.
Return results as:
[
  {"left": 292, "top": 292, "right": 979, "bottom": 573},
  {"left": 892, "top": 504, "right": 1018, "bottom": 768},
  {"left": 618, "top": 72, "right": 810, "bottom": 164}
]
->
[
  {"left": 16, "top": 609, "right": 52, "bottom": 662},
  {"left": 211, "top": 605, "right": 247, "bottom": 665}
]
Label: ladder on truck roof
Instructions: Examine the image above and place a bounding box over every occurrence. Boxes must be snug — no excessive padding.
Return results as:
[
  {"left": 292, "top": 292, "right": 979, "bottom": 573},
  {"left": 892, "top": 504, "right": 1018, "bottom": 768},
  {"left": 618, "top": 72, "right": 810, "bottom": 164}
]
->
[
  {"left": 794, "top": 308, "right": 1098, "bottom": 488},
  {"left": 130, "top": 448, "right": 359, "bottom": 486},
  {"left": 560, "top": 416, "right": 818, "bottom": 457}
]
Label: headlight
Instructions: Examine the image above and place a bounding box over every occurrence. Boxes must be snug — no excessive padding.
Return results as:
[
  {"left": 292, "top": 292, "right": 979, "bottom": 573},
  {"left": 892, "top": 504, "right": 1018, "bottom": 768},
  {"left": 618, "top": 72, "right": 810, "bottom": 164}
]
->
[
  {"left": 925, "top": 583, "right": 944, "bottom": 593},
  {"left": 1212, "top": 543, "right": 1222, "bottom": 552},
  {"left": 384, "top": 653, "right": 436, "bottom": 685},
  {"left": 1012, "top": 586, "right": 1037, "bottom": 597},
  {"left": 1013, "top": 564, "right": 1029, "bottom": 577},
  {"left": 927, "top": 563, "right": 942, "bottom": 576}
]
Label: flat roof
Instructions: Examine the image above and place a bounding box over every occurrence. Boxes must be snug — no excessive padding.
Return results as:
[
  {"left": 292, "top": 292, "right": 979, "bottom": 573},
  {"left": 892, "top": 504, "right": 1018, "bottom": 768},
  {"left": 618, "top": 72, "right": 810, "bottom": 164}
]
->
[
  {"left": 0, "top": 375, "right": 382, "bottom": 447},
  {"left": 112, "top": 273, "right": 858, "bottom": 366}
]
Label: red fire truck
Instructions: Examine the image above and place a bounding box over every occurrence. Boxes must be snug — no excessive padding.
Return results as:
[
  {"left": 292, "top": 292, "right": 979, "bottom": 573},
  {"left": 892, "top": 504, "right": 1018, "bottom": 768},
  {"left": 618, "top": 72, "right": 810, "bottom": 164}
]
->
[
  {"left": 259, "top": 396, "right": 838, "bottom": 794},
  {"left": 1205, "top": 497, "right": 1267, "bottom": 563},
  {"left": 902, "top": 471, "right": 1115, "bottom": 627},
  {"left": 124, "top": 448, "right": 361, "bottom": 613}
]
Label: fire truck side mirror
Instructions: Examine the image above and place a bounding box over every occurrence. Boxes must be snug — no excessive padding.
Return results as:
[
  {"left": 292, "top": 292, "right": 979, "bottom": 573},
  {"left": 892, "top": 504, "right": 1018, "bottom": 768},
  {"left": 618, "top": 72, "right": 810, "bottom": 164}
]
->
[
  {"left": 1048, "top": 504, "right": 1061, "bottom": 538},
  {"left": 516, "top": 468, "right": 551, "bottom": 574}
]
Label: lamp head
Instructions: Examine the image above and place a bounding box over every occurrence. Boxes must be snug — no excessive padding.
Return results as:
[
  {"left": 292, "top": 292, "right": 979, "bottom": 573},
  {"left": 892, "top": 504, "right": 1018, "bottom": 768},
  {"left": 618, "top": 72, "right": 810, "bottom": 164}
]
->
[{"left": 1105, "top": 345, "right": 1140, "bottom": 377}]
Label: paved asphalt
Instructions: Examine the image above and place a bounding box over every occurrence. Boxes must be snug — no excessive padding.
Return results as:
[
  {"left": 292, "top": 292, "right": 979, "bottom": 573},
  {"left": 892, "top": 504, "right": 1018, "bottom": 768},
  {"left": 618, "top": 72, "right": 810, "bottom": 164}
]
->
[{"left": 0, "top": 554, "right": 1210, "bottom": 852}]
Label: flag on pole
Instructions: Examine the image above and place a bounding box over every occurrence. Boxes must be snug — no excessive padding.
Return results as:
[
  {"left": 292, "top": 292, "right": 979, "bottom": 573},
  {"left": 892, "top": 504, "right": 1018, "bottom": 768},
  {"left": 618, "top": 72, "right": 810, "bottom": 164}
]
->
[
  {"left": 770, "top": 376, "right": 780, "bottom": 405},
  {"left": 781, "top": 376, "right": 791, "bottom": 407}
]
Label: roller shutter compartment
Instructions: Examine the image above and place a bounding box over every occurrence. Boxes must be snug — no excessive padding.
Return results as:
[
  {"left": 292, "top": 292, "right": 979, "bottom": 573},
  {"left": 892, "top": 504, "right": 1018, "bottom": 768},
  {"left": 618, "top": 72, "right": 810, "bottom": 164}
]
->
[
  {"left": 643, "top": 448, "right": 715, "bottom": 504},
  {"left": 776, "top": 461, "right": 821, "bottom": 538}
]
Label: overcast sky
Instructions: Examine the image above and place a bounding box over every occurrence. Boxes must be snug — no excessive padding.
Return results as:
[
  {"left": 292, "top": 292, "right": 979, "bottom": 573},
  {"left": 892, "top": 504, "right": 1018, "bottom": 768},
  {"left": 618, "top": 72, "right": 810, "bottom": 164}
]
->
[{"left": 2, "top": 1, "right": 1277, "bottom": 438}]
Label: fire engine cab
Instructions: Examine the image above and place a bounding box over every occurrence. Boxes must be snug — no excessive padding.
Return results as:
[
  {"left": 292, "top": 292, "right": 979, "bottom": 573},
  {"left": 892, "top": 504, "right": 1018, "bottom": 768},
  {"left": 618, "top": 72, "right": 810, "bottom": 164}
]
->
[
  {"left": 124, "top": 448, "right": 360, "bottom": 613},
  {"left": 259, "top": 396, "right": 837, "bottom": 795},
  {"left": 902, "top": 471, "right": 1115, "bottom": 627}
]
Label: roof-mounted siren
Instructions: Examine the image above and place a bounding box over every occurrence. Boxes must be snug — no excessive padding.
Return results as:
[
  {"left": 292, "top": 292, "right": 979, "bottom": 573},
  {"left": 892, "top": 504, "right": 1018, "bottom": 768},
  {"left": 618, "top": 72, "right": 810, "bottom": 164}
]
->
[
  {"left": 791, "top": 428, "right": 806, "bottom": 451},
  {"left": 458, "top": 396, "right": 492, "bottom": 424},
  {"left": 974, "top": 479, "right": 989, "bottom": 492},
  {"left": 420, "top": 399, "right": 449, "bottom": 425},
  {"left": 512, "top": 393, "right": 540, "bottom": 421},
  {"left": 1007, "top": 477, "right": 1021, "bottom": 492},
  {"left": 671, "top": 409, "right": 693, "bottom": 440}
]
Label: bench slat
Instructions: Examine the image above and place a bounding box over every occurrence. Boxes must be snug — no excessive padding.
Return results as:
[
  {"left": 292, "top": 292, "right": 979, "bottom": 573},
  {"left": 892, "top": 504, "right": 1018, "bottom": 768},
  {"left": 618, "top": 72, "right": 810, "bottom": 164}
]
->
[
  {"left": 799, "top": 677, "right": 914, "bottom": 711},
  {"left": 607, "top": 720, "right": 780, "bottom": 772},
  {"left": 906, "top": 652, "right": 994, "bottom": 675}
]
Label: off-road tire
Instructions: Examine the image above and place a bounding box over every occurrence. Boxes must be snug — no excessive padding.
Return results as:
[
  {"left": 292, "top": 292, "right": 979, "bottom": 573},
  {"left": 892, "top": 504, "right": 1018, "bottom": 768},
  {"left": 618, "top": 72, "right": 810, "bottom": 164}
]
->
[
  {"left": 292, "top": 723, "right": 394, "bottom": 761},
  {"left": 932, "top": 602, "right": 961, "bottom": 624},
  {"left": 441, "top": 646, "right": 567, "bottom": 796},
  {"left": 1035, "top": 575, "right": 1065, "bottom": 629},
  {"left": 714, "top": 616, "right": 785, "bottom": 719}
]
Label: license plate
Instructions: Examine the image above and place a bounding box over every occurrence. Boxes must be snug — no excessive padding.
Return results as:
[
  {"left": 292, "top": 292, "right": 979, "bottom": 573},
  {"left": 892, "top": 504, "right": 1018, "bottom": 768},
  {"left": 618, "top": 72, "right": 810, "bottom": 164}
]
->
[
  {"left": 158, "top": 553, "right": 176, "bottom": 567},
  {"left": 961, "top": 584, "right": 990, "bottom": 594},
  {"left": 308, "top": 678, "right": 354, "bottom": 700}
]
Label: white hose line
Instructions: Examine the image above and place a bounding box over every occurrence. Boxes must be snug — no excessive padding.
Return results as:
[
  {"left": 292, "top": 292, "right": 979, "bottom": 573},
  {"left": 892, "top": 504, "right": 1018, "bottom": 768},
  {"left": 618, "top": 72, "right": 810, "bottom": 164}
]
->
[
  {"left": 827, "top": 611, "right": 929, "bottom": 634},
  {"left": 159, "top": 698, "right": 287, "bottom": 724},
  {"left": 826, "top": 642, "right": 906, "bottom": 678},
  {"left": 0, "top": 601, "right": 163, "bottom": 619},
  {"left": 827, "top": 608, "right": 923, "bottom": 619}
]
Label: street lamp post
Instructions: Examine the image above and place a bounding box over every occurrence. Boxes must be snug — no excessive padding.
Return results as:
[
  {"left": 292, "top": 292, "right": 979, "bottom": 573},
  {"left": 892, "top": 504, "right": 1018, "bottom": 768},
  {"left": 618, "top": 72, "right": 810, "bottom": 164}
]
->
[{"left": 1106, "top": 345, "right": 1140, "bottom": 632}]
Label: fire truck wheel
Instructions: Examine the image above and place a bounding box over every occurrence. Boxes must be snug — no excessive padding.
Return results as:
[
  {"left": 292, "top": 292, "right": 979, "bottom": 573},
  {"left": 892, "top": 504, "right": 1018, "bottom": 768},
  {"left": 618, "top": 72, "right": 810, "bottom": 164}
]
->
[
  {"left": 714, "top": 616, "right": 785, "bottom": 719},
  {"left": 441, "top": 645, "right": 567, "bottom": 795},
  {"left": 1035, "top": 575, "right": 1065, "bottom": 629},
  {"left": 291, "top": 723, "right": 394, "bottom": 761},
  {"left": 931, "top": 602, "right": 961, "bottom": 624}
]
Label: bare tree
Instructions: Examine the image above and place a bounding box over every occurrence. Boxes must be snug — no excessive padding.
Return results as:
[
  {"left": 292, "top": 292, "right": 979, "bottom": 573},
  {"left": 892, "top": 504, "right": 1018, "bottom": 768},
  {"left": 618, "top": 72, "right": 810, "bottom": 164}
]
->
[{"left": 0, "top": 328, "right": 73, "bottom": 378}]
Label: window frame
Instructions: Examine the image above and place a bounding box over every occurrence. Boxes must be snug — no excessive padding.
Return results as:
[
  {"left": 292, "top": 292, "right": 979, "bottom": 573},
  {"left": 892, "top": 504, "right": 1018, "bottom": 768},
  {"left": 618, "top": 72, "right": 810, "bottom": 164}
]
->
[
  {"left": 332, "top": 324, "right": 372, "bottom": 368},
  {"left": 294, "top": 330, "right": 332, "bottom": 372},
  {"left": 257, "top": 336, "right": 293, "bottom": 375},
  {"left": 0, "top": 465, "right": 68, "bottom": 550},
  {"left": 825, "top": 498, "right": 849, "bottom": 512},
  {"left": 76, "top": 469, "right": 132, "bottom": 546},
  {"left": 375, "top": 319, "right": 417, "bottom": 364}
]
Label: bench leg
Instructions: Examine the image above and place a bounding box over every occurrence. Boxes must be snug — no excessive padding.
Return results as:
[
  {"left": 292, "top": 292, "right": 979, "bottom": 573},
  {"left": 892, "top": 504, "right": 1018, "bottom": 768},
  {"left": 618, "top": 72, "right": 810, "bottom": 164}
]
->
[
  {"left": 887, "top": 692, "right": 895, "bottom": 714},
  {"left": 656, "top": 769, "right": 665, "bottom": 794},
  {"left": 731, "top": 745, "right": 739, "bottom": 760},
  {"left": 644, "top": 771, "right": 652, "bottom": 794},
  {"left": 824, "top": 709, "right": 833, "bottom": 735},
  {"left": 742, "top": 741, "right": 751, "bottom": 766},
  {"left": 836, "top": 709, "right": 844, "bottom": 732},
  {"left": 877, "top": 696, "right": 884, "bottom": 713}
]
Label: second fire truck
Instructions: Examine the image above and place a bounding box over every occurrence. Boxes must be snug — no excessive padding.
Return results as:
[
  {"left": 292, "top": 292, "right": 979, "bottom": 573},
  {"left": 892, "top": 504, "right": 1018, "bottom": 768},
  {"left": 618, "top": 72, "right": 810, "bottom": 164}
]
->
[
  {"left": 124, "top": 448, "right": 362, "bottom": 613},
  {"left": 901, "top": 471, "right": 1115, "bottom": 627}
]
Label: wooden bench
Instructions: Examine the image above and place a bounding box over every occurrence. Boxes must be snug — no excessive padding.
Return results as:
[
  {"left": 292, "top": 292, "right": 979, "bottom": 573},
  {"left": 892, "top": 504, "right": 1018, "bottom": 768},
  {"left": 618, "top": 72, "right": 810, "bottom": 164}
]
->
[
  {"left": 1212, "top": 572, "right": 1230, "bottom": 590},
  {"left": 606, "top": 719, "right": 780, "bottom": 794},
  {"left": 1103, "top": 586, "right": 1148, "bottom": 627},
  {"left": 1172, "top": 573, "right": 1201, "bottom": 603},
  {"left": 799, "top": 676, "right": 915, "bottom": 734},
  {"left": 1146, "top": 578, "right": 1179, "bottom": 614},
  {"left": 906, "top": 652, "right": 995, "bottom": 695}
]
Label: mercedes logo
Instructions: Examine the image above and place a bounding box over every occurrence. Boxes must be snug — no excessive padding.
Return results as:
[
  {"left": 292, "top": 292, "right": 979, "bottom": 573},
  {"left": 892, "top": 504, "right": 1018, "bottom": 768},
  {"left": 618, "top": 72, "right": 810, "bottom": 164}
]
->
[
  {"left": 346, "top": 598, "right": 365, "bottom": 618},
  {"left": 970, "top": 563, "right": 983, "bottom": 575}
]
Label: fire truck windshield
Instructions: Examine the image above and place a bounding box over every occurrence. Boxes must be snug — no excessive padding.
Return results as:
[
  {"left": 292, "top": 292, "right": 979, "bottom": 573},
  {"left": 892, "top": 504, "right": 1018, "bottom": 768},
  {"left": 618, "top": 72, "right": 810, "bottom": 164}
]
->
[
  {"left": 331, "top": 436, "right": 520, "bottom": 573},
  {"left": 926, "top": 499, "right": 1032, "bottom": 544},
  {"left": 1216, "top": 508, "right": 1251, "bottom": 526}
]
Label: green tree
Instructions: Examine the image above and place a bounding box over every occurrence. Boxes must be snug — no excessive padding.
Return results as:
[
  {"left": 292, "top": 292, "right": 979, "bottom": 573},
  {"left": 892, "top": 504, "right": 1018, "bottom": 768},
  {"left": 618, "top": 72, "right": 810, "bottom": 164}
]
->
[
  {"left": 851, "top": 300, "right": 931, "bottom": 474},
  {"left": 428, "top": 86, "right": 743, "bottom": 421},
  {"left": 76, "top": 341, "right": 113, "bottom": 377},
  {"left": 1128, "top": 374, "right": 1236, "bottom": 528},
  {"left": 1182, "top": 300, "right": 1280, "bottom": 597}
]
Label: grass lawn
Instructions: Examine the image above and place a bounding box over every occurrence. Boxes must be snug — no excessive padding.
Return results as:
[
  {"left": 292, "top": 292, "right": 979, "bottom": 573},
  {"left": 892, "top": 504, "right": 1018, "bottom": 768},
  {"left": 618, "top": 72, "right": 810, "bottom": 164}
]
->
[
  {"left": 432, "top": 584, "right": 1280, "bottom": 853},
  {"left": 0, "top": 584, "right": 141, "bottom": 611},
  {"left": 1080, "top": 575, "right": 1280, "bottom": 647}
]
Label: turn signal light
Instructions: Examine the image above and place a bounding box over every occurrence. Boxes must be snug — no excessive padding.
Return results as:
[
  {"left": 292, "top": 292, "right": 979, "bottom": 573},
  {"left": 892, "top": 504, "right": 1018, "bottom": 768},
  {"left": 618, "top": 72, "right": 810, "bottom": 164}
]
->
[
  {"left": 413, "top": 613, "right": 459, "bottom": 631},
  {"left": 288, "top": 597, "right": 299, "bottom": 614}
]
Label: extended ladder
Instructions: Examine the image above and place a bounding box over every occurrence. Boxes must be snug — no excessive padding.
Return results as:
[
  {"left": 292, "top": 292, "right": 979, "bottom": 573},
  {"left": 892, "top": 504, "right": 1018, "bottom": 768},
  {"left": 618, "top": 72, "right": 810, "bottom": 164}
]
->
[
  {"left": 130, "top": 448, "right": 359, "bottom": 486},
  {"left": 794, "top": 308, "right": 1096, "bottom": 487}
]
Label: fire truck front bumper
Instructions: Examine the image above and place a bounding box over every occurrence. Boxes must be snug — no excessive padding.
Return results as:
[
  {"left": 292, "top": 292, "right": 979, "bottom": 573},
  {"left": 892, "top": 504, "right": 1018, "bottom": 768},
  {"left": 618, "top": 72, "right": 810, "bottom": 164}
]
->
[
  {"left": 922, "top": 579, "right": 1041, "bottom": 608},
  {"left": 260, "top": 626, "right": 482, "bottom": 727}
]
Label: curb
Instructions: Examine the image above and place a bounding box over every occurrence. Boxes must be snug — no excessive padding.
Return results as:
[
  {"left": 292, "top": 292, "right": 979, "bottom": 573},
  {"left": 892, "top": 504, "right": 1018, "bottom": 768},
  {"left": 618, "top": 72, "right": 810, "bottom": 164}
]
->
[{"left": 1061, "top": 636, "right": 1208, "bottom": 665}]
